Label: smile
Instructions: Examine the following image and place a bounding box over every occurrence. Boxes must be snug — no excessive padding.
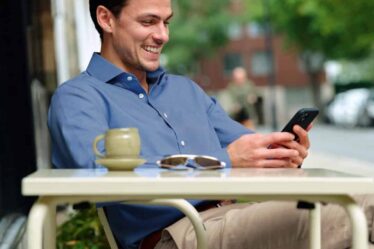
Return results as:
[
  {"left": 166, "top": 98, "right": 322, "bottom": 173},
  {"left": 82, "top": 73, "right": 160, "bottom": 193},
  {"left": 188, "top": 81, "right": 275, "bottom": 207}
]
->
[{"left": 143, "top": 46, "right": 161, "bottom": 54}]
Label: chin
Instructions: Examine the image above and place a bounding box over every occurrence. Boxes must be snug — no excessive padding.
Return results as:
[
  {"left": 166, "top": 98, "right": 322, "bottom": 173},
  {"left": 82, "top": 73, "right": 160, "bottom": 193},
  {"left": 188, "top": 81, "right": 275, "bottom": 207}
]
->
[{"left": 143, "top": 63, "right": 160, "bottom": 72}]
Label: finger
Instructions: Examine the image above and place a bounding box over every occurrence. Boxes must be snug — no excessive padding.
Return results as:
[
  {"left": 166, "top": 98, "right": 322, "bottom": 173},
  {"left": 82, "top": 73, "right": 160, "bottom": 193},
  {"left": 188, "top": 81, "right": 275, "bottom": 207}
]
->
[
  {"left": 290, "top": 156, "right": 304, "bottom": 166},
  {"left": 253, "top": 159, "right": 293, "bottom": 168},
  {"left": 279, "top": 158, "right": 300, "bottom": 168},
  {"left": 289, "top": 161, "right": 300, "bottom": 168},
  {"left": 257, "top": 158, "right": 301, "bottom": 168},
  {"left": 257, "top": 147, "right": 299, "bottom": 159},
  {"left": 306, "top": 123, "right": 313, "bottom": 132},
  {"left": 293, "top": 125, "right": 310, "bottom": 149},
  {"left": 285, "top": 158, "right": 300, "bottom": 168},
  {"left": 278, "top": 141, "right": 309, "bottom": 159},
  {"left": 260, "top": 132, "right": 295, "bottom": 147}
]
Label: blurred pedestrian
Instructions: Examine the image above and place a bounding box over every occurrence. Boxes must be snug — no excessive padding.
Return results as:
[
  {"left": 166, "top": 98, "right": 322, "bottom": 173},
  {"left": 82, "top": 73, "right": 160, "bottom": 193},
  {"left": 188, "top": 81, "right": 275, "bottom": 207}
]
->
[{"left": 226, "top": 66, "right": 258, "bottom": 129}]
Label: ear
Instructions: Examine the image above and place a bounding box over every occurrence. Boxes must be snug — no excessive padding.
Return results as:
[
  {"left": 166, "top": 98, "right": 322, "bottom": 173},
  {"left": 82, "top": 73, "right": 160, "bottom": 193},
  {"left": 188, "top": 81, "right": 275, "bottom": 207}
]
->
[{"left": 96, "top": 5, "right": 113, "bottom": 33}]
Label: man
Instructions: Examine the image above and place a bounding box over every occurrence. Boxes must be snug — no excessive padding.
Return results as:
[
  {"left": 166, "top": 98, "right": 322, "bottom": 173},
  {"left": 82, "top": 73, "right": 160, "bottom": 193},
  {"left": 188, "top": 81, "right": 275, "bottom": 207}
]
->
[
  {"left": 48, "top": 0, "right": 374, "bottom": 248},
  {"left": 225, "top": 66, "right": 259, "bottom": 129}
]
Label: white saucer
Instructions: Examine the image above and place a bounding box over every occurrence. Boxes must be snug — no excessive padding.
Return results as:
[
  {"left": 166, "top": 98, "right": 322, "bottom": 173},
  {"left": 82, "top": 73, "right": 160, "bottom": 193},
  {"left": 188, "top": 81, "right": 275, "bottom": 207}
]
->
[{"left": 96, "top": 157, "right": 146, "bottom": 171}]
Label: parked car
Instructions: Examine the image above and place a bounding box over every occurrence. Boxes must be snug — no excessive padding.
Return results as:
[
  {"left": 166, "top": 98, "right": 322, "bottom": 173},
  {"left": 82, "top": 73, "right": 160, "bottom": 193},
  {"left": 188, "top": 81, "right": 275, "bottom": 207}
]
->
[{"left": 325, "top": 88, "right": 374, "bottom": 127}]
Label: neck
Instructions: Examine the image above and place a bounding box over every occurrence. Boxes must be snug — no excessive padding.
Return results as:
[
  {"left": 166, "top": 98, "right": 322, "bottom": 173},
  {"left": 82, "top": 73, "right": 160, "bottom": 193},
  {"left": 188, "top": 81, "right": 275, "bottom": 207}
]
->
[
  {"left": 100, "top": 42, "right": 149, "bottom": 93},
  {"left": 137, "top": 74, "right": 149, "bottom": 93}
]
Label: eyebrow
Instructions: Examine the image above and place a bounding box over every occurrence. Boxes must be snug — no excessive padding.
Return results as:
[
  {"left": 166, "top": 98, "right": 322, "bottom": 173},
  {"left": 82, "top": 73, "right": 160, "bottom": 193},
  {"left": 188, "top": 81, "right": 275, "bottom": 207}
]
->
[
  {"left": 166, "top": 12, "right": 174, "bottom": 20},
  {"left": 139, "top": 12, "right": 174, "bottom": 21}
]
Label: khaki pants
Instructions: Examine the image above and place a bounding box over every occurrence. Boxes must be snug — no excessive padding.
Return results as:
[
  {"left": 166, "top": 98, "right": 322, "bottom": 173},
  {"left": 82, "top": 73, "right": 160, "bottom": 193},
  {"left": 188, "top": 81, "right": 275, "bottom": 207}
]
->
[{"left": 154, "top": 195, "right": 374, "bottom": 249}]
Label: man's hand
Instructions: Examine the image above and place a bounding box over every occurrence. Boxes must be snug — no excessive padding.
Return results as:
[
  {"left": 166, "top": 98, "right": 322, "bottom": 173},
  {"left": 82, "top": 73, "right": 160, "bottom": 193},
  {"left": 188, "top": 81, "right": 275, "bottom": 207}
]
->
[
  {"left": 276, "top": 125, "right": 310, "bottom": 166},
  {"left": 227, "top": 125, "right": 310, "bottom": 168}
]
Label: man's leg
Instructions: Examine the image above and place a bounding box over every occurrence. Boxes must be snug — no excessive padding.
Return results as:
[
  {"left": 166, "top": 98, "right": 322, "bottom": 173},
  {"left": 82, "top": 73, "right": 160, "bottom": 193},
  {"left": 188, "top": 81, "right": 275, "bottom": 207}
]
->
[
  {"left": 154, "top": 231, "right": 178, "bottom": 249},
  {"left": 157, "top": 196, "right": 374, "bottom": 249}
]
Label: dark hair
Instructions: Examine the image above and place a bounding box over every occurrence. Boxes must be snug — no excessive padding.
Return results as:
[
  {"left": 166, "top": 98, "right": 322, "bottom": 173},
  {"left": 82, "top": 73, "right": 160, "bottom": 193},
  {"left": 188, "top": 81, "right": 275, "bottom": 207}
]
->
[{"left": 89, "top": 0, "right": 128, "bottom": 40}]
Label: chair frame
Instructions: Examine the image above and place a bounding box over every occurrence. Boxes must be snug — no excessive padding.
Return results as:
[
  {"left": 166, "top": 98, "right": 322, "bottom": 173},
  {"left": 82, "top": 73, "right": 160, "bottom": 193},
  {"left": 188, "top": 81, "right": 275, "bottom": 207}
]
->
[{"left": 97, "top": 199, "right": 208, "bottom": 249}]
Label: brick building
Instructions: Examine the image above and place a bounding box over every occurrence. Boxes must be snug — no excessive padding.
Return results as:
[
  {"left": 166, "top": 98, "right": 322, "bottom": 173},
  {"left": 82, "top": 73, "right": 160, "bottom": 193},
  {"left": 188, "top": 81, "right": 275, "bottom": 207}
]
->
[{"left": 194, "top": 22, "right": 326, "bottom": 126}]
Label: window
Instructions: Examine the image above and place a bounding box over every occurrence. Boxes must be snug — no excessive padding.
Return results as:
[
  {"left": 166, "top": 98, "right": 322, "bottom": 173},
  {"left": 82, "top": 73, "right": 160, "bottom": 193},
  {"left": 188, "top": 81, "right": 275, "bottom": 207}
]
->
[
  {"left": 246, "top": 22, "right": 265, "bottom": 38},
  {"left": 223, "top": 53, "right": 243, "bottom": 75},
  {"left": 251, "top": 51, "right": 272, "bottom": 76},
  {"left": 228, "top": 23, "right": 242, "bottom": 40}
]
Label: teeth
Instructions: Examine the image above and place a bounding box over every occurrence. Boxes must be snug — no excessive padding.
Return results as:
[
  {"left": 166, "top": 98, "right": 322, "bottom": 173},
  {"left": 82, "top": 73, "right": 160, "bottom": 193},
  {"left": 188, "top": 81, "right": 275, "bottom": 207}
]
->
[{"left": 144, "top": 46, "right": 160, "bottom": 54}]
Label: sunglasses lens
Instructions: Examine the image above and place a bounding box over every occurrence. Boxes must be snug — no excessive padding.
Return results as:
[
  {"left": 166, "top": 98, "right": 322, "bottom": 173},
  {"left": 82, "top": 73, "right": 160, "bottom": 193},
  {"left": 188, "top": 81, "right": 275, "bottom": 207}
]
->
[
  {"left": 160, "top": 157, "right": 187, "bottom": 167},
  {"left": 159, "top": 155, "right": 224, "bottom": 170},
  {"left": 194, "top": 157, "right": 221, "bottom": 167}
]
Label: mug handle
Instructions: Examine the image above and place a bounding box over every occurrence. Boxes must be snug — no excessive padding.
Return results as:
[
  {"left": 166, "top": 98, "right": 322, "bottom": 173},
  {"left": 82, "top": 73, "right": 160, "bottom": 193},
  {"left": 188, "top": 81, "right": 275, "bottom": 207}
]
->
[{"left": 93, "top": 134, "right": 105, "bottom": 158}]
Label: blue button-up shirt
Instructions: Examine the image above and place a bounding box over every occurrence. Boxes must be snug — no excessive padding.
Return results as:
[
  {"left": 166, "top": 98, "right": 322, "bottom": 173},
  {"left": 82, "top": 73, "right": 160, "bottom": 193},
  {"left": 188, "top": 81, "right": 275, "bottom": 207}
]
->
[{"left": 48, "top": 53, "right": 251, "bottom": 249}]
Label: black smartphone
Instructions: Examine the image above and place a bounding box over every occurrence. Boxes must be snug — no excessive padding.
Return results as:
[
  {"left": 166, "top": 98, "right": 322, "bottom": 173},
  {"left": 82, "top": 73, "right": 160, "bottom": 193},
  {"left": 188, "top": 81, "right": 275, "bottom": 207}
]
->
[{"left": 281, "top": 108, "right": 319, "bottom": 140}]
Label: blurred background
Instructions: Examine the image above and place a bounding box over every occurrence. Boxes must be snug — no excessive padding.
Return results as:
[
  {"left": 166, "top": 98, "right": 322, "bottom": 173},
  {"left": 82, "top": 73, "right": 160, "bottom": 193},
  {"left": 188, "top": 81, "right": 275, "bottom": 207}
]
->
[{"left": 0, "top": 0, "right": 374, "bottom": 247}]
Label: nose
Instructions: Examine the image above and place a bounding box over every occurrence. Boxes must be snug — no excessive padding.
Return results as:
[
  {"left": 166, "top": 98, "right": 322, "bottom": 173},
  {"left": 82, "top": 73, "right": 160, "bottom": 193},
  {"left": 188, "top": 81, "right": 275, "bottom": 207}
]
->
[{"left": 153, "top": 23, "right": 169, "bottom": 45}]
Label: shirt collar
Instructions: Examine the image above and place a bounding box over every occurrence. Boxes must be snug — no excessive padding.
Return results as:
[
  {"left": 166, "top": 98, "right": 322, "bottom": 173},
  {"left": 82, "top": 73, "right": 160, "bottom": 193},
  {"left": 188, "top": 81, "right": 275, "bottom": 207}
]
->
[
  {"left": 147, "top": 67, "right": 165, "bottom": 85},
  {"left": 86, "top": 53, "right": 123, "bottom": 82},
  {"left": 86, "top": 52, "right": 166, "bottom": 85}
]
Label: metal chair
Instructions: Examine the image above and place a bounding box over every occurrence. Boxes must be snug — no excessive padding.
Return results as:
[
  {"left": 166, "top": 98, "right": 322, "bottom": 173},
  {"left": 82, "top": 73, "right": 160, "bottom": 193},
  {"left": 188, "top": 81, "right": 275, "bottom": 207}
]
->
[
  {"left": 97, "top": 207, "right": 119, "bottom": 249},
  {"left": 97, "top": 199, "right": 208, "bottom": 249},
  {"left": 0, "top": 213, "right": 27, "bottom": 249}
]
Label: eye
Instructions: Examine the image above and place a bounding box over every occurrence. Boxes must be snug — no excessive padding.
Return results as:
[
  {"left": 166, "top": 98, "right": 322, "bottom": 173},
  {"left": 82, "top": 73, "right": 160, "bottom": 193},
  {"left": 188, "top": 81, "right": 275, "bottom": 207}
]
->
[{"left": 141, "top": 19, "right": 155, "bottom": 26}]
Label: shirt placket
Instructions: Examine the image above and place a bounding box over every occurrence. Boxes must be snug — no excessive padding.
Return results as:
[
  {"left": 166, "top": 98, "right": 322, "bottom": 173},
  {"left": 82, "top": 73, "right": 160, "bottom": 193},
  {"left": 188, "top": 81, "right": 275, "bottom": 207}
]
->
[{"left": 147, "top": 97, "right": 187, "bottom": 153}]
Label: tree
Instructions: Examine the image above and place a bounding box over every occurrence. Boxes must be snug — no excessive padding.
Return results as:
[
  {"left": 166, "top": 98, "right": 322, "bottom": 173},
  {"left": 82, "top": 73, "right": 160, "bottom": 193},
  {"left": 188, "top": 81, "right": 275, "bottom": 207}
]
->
[
  {"left": 245, "top": 0, "right": 374, "bottom": 111},
  {"left": 335, "top": 54, "right": 374, "bottom": 84},
  {"left": 163, "top": 0, "right": 232, "bottom": 75}
]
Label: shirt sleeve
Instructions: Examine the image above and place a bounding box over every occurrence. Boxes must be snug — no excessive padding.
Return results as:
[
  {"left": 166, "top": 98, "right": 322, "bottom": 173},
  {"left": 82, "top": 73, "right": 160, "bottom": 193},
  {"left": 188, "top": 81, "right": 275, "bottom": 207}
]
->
[
  {"left": 207, "top": 96, "right": 253, "bottom": 145},
  {"left": 190, "top": 81, "right": 254, "bottom": 167},
  {"left": 48, "top": 81, "right": 109, "bottom": 169}
]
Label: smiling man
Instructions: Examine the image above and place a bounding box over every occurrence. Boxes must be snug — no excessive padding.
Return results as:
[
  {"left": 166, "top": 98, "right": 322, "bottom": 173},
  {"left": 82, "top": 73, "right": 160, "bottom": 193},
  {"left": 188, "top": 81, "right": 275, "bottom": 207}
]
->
[
  {"left": 47, "top": 0, "right": 374, "bottom": 249},
  {"left": 96, "top": 0, "right": 172, "bottom": 92}
]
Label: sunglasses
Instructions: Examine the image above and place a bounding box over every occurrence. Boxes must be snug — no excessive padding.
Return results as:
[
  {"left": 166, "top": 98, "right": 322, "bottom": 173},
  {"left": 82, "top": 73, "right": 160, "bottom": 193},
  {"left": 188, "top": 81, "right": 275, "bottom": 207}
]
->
[{"left": 157, "top": 154, "right": 226, "bottom": 170}]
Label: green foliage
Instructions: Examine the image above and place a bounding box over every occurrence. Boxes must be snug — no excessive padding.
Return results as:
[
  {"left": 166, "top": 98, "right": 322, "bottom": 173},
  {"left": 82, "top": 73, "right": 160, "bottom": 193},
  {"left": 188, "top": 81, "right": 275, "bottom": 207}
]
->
[
  {"left": 164, "top": 0, "right": 374, "bottom": 75},
  {"left": 335, "top": 54, "right": 374, "bottom": 84},
  {"left": 164, "top": 0, "right": 232, "bottom": 74},
  {"left": 56, "top": 205, "right": 109, "bottom": 249},
  {"left": 241, "top": 0, "right": 374, "bottom": 108},
  {"left": 241, "top": 0, "right": 265, "bottom": 23},
  {"left": 248, "top": 0, "right": 374, "bottom": 60},
  {"left": 334, "top": 81, "right": 374, "bottom": 93}
]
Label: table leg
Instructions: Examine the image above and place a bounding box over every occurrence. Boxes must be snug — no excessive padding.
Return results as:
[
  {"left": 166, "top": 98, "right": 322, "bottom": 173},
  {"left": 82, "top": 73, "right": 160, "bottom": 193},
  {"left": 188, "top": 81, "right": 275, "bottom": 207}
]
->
[
  {"left": 309, "top": 202, "right": 321, "bottom": 249},
  {"left": 27, "top": 197, "right": 47, "bottom": 249},
  {"left": 300, "top": 195, "right": 368, "bottom": 249},
  {"left": 127, "top": 199, "right": 208, "bottom": 249},
  {"left": 338, "top": 196, "right": 368, "bottom": 249},
  {"left": 27, "top": 197, "right": 56, "bottom": 249},
  {"left": 44, "top": 198, "right": 56, "bottom": 249},
  {"left": 243, "top": 195, "right": 368, "bottom": 249}
]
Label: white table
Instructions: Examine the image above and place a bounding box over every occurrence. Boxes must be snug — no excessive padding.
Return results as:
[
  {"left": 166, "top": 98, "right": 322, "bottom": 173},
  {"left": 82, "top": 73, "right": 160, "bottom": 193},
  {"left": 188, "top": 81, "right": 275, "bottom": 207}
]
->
[{"left": 22, "top": 167, "right": 374, "bottom": 249}]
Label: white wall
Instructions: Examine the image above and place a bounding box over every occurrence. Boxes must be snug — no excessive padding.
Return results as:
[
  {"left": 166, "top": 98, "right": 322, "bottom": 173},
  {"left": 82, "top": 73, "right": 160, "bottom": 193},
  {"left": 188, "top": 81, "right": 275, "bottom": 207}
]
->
[
  {"left": 51, "top": 0, "right": 101, "bottom": 84},
  {"left": 74, "top": 0, "right": 101, "bottom": 71}
]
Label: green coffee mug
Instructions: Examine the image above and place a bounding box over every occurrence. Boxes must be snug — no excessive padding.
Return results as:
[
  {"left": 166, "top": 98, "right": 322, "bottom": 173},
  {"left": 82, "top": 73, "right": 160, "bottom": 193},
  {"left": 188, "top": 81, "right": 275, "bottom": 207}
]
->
[{"left": 93, "top": 128, "right": 140, "bottom": 158}]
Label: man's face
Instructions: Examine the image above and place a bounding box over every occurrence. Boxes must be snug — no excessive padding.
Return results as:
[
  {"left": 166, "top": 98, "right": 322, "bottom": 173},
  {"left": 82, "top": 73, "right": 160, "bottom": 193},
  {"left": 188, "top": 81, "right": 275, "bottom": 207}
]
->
[{"left": 110, "top": 0, "right": 172, "bottom": 73}]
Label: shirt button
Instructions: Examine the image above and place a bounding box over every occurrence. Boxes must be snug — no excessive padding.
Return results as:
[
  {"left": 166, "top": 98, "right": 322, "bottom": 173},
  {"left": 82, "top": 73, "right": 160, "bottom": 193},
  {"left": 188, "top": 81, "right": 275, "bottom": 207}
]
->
[
  {"left": 180, "top": 140, "right": 186, "bottom": 146},
  {"left": 139, "top": 93, "right": 144, "bottom": 99},
  {"left": 163, "top": 113, "right": 168, "bottom": 118},
  {"left": 127, "top": 76, "right": 133, "bottom": 81}
]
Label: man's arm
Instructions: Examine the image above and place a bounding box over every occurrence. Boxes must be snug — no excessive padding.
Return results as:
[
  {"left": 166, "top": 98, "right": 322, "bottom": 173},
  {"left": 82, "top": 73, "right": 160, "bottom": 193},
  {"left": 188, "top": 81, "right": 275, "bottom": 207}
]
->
[{"left": 48, "top": 82, "right": 109, "bottom": 169}]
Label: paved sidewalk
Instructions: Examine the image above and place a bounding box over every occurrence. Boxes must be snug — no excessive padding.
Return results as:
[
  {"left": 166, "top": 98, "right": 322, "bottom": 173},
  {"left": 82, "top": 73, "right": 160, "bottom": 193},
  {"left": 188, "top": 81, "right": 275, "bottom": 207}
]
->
[{"left": 304, "top": 150, "right": 374, "bottom": 176}]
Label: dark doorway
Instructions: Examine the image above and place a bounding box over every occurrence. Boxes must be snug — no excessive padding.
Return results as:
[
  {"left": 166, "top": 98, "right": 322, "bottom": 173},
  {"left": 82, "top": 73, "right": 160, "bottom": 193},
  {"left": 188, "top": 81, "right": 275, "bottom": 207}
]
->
[{"left": 0, "top": 0, "right": 42, "bottom": 216}]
